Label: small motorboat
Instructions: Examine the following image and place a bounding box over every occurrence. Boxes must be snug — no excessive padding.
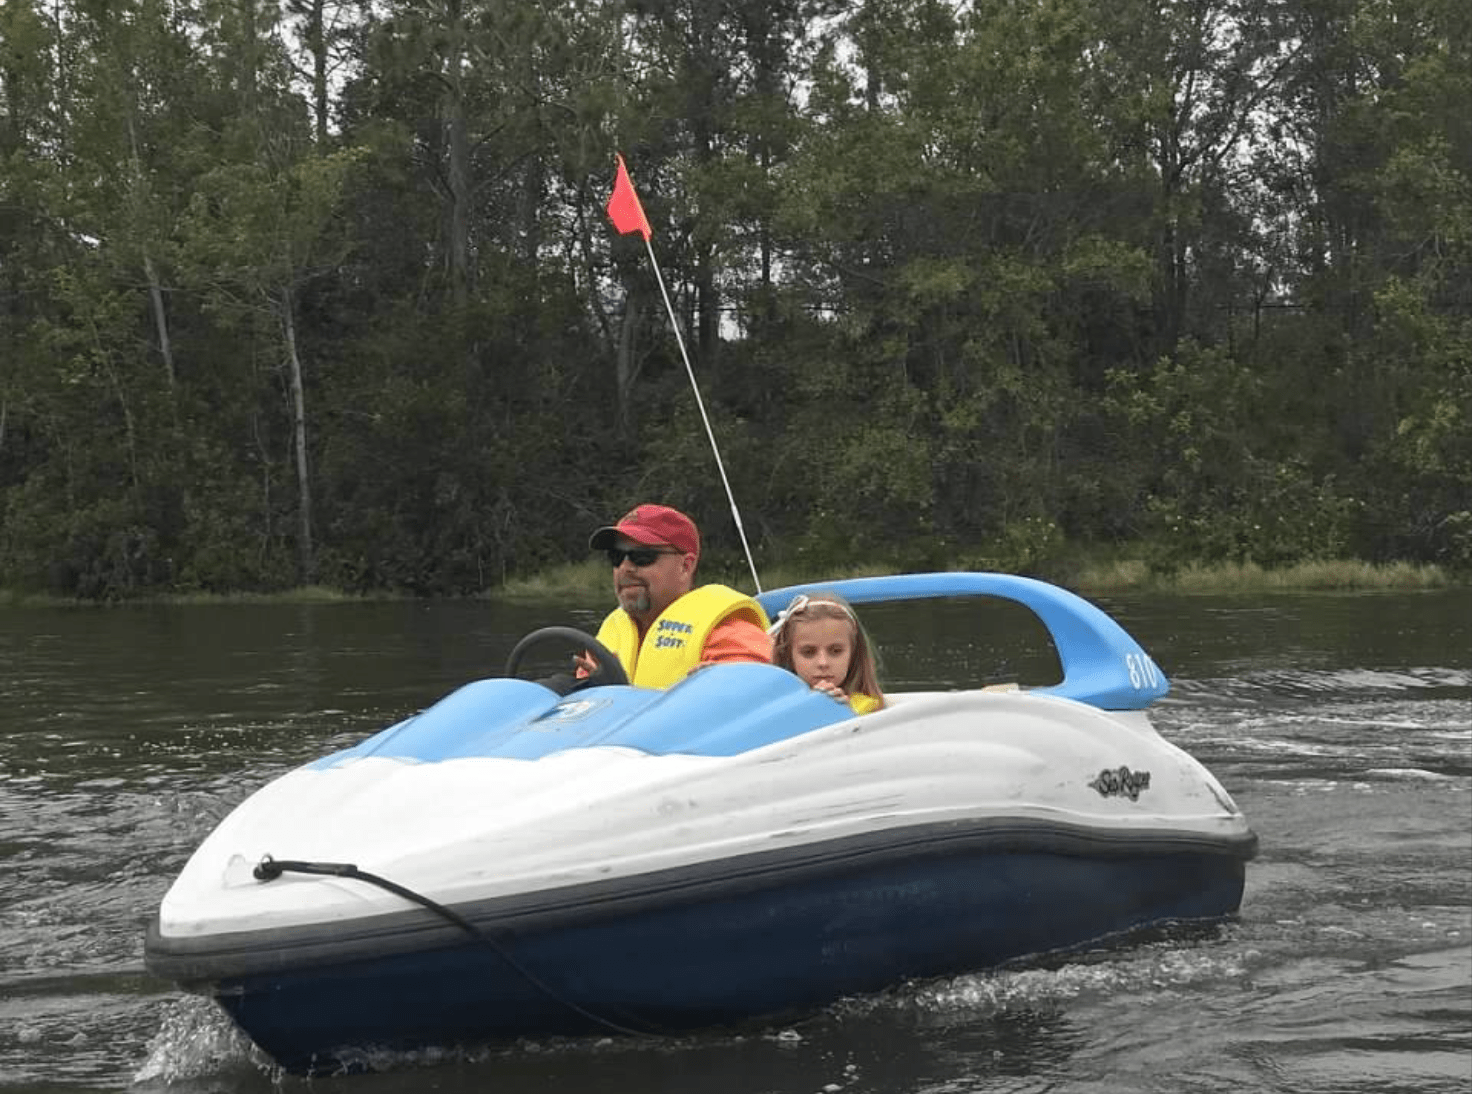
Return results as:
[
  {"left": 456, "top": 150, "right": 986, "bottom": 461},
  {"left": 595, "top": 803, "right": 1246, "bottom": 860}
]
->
[{"left": 144, "top": 572, "right": 1257, "bottom": 1075}]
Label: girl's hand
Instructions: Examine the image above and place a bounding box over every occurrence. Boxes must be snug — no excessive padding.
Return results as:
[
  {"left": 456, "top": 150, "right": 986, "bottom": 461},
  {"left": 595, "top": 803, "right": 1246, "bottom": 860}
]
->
[
  {"left": 572, "top": 651, "right": 599, "bottom": 677},
  {"left": 814, "top": 681, "right": 849, "bottom": 703}
]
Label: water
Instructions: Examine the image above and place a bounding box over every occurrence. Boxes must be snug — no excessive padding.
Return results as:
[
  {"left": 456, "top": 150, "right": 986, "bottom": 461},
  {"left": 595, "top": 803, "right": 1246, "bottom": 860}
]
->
[{"left": 1, "top": 589, "right": 1468, "bottom": 1093}]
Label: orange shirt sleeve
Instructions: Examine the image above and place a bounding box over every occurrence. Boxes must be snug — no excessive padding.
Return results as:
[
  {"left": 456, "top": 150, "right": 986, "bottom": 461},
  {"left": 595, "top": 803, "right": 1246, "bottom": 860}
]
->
[{"left": 700, "top": 616, "right": 773, "bottom": 665}]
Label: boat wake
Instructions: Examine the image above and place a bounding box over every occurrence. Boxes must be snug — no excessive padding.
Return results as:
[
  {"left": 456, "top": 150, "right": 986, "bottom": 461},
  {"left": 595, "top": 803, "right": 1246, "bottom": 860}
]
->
[
  {"left": 131, "top": 935, "right": 1256, "bottom": 1083},
  {"left": 132, "top": 997, "right": 272, "bottom": 1086},
  {"left": 906, "top": 946, "right": 1252, "bottom": 1014}
]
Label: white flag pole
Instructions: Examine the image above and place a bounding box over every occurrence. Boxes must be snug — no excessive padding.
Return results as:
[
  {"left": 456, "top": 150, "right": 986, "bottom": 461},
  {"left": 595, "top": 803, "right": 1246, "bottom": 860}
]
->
[{"left": 641, "top": 236, "right": 762, "bottom": 594}]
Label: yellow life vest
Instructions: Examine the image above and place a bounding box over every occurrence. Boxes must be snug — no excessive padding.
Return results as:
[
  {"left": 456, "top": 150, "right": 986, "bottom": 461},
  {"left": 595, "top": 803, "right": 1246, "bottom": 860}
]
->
[{"left": 594, "top": 585, "right": 771, "bottom": 689}]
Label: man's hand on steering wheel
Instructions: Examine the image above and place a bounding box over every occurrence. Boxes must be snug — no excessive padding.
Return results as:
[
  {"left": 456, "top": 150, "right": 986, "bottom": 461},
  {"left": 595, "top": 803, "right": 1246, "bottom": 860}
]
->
[{"left": 504, "top": 626, "right": 630, "bottom": 693}]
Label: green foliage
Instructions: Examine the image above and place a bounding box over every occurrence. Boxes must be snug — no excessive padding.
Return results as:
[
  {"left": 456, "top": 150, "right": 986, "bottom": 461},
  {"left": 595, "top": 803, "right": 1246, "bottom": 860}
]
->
[
  {"left": 962, "top": 517, "right": 1067, "bottom": 576},
  {"left": 2, "top": 0, "right": 1470, "bottom": 598},
  {"left": 1354, "top": 277, "right": 1472, "bottom": 567},
  {"left": 1104, "top": 342, "right": 1361, "bottom": 572}
]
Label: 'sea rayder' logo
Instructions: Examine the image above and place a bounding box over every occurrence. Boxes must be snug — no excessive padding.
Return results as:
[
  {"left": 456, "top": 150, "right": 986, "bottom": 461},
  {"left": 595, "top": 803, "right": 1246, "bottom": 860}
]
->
[{"left": 1089, "top": 765, "right": 1152, "bottom": 801}]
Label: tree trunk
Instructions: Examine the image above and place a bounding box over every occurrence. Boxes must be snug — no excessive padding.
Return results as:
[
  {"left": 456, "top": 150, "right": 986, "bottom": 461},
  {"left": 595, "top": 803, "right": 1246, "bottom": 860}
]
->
[
  {"left": 696, "top": 242, "right": 718, "bottom": 363},
  {"left": 143, "top": 252, "right": 175, "bottom": 386},
  {"left": 445, "top": 0, "right": 471, "bottom": 308},
  {"left": 306, "top": 0, "right": 329, "bottom": 145},
  {"left": 125, "top": 112, "right": 175, "bottom": 387},
  {"left": 103, "top": 357, "right": 141, "bottom": 493},
  {"left": 281, "top": 286, "right": 315, "bottom": 584},
  {"left": 240, "top": 0, "right": 259, "bottom": 112},
  {"left": 615, "top": 290, "right": 642, "bottom": 440}
]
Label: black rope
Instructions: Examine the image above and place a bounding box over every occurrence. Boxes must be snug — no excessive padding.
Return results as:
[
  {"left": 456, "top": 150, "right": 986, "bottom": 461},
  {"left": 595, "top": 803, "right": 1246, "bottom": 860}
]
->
[{"left": 253, "top": 854, "right": 660, "bottom": 1039}]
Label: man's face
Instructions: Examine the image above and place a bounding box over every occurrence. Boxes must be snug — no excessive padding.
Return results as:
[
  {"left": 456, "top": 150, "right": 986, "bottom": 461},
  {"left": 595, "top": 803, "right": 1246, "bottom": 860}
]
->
[{"left": 611, "top": 537, "right": 695, "bottom": 626}]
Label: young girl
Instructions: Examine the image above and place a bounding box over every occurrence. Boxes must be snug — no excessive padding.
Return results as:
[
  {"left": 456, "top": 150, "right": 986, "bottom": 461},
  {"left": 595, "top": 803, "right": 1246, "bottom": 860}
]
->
[{"left": 769, "top": 593, "right": 886, "bottom": 714}]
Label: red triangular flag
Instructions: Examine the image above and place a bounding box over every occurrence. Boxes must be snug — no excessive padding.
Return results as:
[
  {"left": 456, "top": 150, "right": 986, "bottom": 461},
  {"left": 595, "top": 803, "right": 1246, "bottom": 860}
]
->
[{"left": 606, "top": 153, "right": 652, "bottom": 241}]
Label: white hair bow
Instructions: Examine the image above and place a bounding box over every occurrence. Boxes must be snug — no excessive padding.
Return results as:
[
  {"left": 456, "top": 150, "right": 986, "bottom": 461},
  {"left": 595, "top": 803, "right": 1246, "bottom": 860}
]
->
[
  {"left": 767, "top": 592, "right": 857, "bottom": 636},
  {"left": 766, "top": 594, "right": 810, "bottom": 636}
]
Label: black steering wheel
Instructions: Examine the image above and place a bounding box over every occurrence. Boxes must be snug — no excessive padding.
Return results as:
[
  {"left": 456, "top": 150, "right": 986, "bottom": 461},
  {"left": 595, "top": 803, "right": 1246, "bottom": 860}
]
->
[{"left": 504, "top": 626, "right": 630, "bottom": 690}]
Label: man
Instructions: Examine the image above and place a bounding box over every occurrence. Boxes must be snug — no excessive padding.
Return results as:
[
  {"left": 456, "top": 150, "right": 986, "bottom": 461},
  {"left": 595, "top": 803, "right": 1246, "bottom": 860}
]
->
[{"left": 581, "top": 503, "right": 771, "bottom": 687}]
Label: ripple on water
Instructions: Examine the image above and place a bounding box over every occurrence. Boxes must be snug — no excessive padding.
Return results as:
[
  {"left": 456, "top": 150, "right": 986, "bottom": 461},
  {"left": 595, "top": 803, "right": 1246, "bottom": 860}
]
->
[
  {"left": 1222, "top": 946, "right": 1472, "bottom": 1094},
  {"left": 1, "top": 987, "right": 179, "bottom": 1089},
  {"left": 1156, "top": 688, "right": 1472, "bottom": 783},
  {"left": 1172, "top": 666, "right": 1472, "bottom": 700}
]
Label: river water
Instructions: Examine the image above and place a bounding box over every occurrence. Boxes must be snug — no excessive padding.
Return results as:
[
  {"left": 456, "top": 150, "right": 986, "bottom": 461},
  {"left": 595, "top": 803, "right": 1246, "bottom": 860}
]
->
[{"left": 1, "top": 588, "right": 1468, "bottom": 1093}]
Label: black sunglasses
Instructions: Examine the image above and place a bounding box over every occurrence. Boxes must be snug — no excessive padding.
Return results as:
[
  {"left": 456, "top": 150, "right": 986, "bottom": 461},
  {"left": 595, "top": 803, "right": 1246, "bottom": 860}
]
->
[{"left": 606, "top": 546, "right": 681, "bottom": 568}]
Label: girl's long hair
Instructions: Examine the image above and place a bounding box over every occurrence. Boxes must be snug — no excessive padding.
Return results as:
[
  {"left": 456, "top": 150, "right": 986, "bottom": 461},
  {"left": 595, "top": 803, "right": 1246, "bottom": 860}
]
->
[{"left": 769, "top": 592, "right": 885, "bottom": 707}]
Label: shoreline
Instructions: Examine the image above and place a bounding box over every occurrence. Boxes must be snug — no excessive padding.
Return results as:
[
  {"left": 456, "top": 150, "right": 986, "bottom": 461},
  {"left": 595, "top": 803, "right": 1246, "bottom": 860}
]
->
[{"left": 0, "top": 557, "right": 1457, "bottom": 608}]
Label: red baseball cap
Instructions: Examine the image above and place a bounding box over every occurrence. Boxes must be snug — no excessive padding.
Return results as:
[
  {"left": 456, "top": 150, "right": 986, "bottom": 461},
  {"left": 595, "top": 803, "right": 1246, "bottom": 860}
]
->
[{"left": 589, "top": 504, "right": 701, "bottom": 558}]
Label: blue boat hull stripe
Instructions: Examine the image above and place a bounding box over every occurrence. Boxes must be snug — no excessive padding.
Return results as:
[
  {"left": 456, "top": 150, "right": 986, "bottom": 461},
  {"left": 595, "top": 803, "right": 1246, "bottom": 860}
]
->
[
  {"left": 147, "top": 815, "right": 1256, "bottom": 983},
  {"left": 157, "top": 830, "right": 1251, "bottom": 1075}
]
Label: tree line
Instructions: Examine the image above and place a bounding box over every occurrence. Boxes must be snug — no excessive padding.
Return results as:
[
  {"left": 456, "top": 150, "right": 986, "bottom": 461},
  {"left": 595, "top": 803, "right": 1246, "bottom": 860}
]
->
[{"left": 0, "top": 0, "right": 1467, "bottom": 598}]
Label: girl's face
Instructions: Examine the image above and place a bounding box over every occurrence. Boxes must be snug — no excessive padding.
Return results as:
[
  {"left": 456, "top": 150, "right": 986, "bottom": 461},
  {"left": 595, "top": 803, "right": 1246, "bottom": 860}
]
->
[{"left": 788, "top": 616, "right": 855, "bottom": 690}]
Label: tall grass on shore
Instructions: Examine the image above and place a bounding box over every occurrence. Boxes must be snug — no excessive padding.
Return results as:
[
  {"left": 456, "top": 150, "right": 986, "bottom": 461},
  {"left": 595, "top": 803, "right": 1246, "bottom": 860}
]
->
[
  {"left": 503, "top": 556, "right": 1453, "bottom": 601},
  {"left": 495, "top": 559, "right": 894, "bottom": 601},
  {"left": 496, "top": 559, "right": 610, "bottom": 601},
  {"left": 1071, "top": 558, "right": 1452, "bottom": 594},
  {"left": 0, "top": 584, "right": 370, "bottom": 608},
  {"left": 0, "top": 557, "right": 1455, "bottom": 608}
]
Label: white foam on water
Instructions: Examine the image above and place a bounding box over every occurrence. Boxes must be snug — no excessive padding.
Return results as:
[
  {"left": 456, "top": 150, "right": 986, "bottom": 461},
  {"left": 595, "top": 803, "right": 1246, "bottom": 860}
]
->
[
  {"left": 830, "top": 941, "right": 1254, "bottom": 1022},
  {"left": 131, "top": 996, "right": 271, "bottom": 1086},
  {"left": 1361, "top": 767, "right": 1459, "bottom": 781}
]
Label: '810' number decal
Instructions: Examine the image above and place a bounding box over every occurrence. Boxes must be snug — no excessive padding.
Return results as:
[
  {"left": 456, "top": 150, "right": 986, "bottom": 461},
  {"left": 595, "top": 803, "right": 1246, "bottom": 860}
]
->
[{"left": 1125, "top": 653, "right": 1162, "bottom": 689}]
